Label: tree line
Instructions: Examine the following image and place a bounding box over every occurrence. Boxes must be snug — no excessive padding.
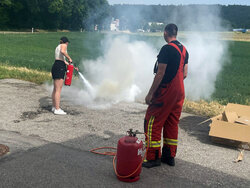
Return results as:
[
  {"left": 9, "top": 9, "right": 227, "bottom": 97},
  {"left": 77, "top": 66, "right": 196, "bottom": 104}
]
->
[
  {"left": 1, "top": 2, "right": 250, "bottom": 31},
  {"left": 0, "top": 0, "right": 110, "bottom": 30},
  {"left": 111, "top": 4, "right": 250, "bottom": 31}
]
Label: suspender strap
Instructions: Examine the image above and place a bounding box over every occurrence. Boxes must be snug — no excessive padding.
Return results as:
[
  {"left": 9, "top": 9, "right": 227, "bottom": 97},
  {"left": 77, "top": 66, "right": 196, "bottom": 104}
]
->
[{"left": 168, "top": 43, "right": 186, "bottom": 60}]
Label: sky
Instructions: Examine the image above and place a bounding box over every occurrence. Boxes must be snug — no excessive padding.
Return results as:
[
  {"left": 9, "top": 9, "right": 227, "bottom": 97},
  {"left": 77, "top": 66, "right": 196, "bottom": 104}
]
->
[{"left": 107, "top": 0, "right": 250, "bottom": 5}]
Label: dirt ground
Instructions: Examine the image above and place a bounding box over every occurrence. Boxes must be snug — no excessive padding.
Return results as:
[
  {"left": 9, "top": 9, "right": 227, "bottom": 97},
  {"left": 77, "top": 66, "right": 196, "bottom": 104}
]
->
[{"left": 0, "top": 79, "right": 249, "bottom": 187}]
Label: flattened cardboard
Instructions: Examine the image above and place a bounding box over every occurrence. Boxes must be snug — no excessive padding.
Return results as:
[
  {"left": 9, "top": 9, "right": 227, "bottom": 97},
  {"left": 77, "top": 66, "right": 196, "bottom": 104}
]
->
[
  {"left": 225, "top": 103, "right": 250, "bottom": 117},
  {"left": 222, "top": 110, "right": 238, "bottom": 123},
  {"left": 209, "top": 103, "right": 250, "bottom": 148},
  {"left": 209, "top": 120, "right": 250, "bottom": 143},
  {"left": 210, "top": 114, "right": 222, "bottom": 122},
  {"left": 235, "top": 116, "right": 250, "bottom": 126}
]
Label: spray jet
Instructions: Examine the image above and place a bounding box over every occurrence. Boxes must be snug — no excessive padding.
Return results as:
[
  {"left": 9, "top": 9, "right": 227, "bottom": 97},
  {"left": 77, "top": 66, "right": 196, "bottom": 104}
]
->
[{"left": 78, "top": 72, "right": 96, "bottom": 98}]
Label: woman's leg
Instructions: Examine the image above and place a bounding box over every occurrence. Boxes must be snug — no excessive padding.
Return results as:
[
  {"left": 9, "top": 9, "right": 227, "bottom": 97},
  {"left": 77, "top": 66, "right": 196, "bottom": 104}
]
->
[
  {"left": 53, "top": 79, "right": 64, "bottom": 110},
  {"left": 52, "top": 85, "right": 56, "bottom": 108}
]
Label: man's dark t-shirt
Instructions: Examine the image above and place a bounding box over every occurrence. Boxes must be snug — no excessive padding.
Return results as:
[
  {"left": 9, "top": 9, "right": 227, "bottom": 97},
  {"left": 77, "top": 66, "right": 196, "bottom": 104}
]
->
[{"left": 156, "top": 40, "right": 189, "bottom": 84}]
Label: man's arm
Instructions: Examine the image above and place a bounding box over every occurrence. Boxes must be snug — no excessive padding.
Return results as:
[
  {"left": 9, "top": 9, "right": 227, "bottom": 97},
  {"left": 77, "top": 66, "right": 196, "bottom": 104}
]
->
[
  {"left": 61, "top": 44, "right": 72, "bottom": 63},
  {"left": 145, "top": 63, "right": 167, "bottom": 104},
  {"left": 183, "top": 64, "right": 188, "bottom": 79}
]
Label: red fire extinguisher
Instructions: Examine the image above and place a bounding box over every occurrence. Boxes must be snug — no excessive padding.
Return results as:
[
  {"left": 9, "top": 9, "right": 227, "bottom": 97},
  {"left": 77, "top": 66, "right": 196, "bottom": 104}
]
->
[
  {"left": 65, "top": 63, "right": 74, "bottom": 86},
  {"left": 115, "top": 129, "right": 144, "bottom": 182}
]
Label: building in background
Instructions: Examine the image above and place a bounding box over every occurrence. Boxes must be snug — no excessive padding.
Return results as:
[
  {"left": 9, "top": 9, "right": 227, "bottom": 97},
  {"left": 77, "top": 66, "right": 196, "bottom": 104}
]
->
[
  {"left": 110, "top": 18, "right": 119, "bottom": 31},
  {"left": 144, "top": 22, "right": 164, "bottom": 32}
]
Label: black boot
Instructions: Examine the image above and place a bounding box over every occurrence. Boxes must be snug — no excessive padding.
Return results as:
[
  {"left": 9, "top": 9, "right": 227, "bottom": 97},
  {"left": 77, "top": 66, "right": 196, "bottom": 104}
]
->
[
  {"left": 161, "top": 147, "right": 175, "bottom": 166},
  {"left": 142, "top": 150, "right": 161, "bottom": 168}
]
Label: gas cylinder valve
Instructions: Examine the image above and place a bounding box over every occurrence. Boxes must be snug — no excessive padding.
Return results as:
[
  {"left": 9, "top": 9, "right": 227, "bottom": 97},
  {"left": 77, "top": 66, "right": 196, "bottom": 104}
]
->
[{"left": 127, "top": 129, "right": 143, "bottom": 137}]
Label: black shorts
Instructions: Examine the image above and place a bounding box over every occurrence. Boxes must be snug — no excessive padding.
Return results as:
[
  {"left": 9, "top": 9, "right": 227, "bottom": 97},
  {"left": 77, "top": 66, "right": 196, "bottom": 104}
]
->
[{"left": 51, "top": 60, "right": 66, "bottom": 80}]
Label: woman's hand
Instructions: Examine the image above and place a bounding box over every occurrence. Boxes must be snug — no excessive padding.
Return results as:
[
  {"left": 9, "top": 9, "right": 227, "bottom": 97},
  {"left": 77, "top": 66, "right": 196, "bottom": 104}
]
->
[
  {"left": 74, "top": 67, "right": 79, "bottom": 71},
  {"left": 68, "top": 58, "right": 72, "bottom": 63}
]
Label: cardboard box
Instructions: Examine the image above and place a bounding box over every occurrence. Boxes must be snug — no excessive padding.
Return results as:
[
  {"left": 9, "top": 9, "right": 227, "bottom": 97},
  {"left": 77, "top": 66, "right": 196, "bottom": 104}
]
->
[
  {"left": 222, "top": 110, "right": 238, "bottom": 123},
  {"left": 209, "top": 103, "right": 250, "bottom": 150},
  {"left": 235, "top": 116, "right": 250, "bottom": 126}
]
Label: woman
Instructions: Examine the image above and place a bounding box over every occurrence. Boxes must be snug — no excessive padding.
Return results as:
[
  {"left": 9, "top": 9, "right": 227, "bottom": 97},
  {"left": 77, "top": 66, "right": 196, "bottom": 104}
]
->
[{"left": 51, "top": 36, "right": 73, "bottom": 115}]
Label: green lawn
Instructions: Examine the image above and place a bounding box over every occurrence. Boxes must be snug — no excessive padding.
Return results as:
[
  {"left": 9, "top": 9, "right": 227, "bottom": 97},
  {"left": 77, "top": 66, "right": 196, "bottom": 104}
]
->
[
  {"left": 0, "top": 32, "right": 105, "bottom": 72},
  {"left": 212, "top": 41, "right": 250, "bottom": 105},
  {"left": 0, "top": 32, "right": 249, "bottom": 105}
]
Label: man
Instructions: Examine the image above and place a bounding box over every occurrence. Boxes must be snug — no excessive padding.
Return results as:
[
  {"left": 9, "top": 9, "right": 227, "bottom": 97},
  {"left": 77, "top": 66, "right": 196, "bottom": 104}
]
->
[{"left": 143, "top": 24, "right": 189, "bottom": 168}]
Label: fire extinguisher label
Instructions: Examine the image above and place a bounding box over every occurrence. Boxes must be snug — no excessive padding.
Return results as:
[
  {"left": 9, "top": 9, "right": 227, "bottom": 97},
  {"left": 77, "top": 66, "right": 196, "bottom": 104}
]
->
[{"left": 138, "top": 148, "right": 142, "bottom": 156}]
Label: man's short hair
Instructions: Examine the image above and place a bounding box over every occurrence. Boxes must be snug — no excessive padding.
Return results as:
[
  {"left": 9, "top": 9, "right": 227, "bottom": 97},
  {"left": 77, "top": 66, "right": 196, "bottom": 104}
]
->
[{"left": 164, "top": 24, "right": 178, "bottom": 37}]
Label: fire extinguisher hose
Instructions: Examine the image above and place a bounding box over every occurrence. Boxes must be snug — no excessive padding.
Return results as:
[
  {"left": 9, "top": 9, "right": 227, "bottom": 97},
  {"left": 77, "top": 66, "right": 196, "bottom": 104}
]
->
[{"left": 90, "top": 133, "right": 149, "bottom": 179}]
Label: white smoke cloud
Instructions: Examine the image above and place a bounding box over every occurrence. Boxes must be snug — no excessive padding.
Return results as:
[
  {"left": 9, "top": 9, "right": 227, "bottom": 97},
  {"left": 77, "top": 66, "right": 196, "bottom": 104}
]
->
[
  {"left": 60, "top": 36, "right": 157, "bottom": 108},
  {"left": 184, "top": 34, "right": 227, "bottom": 100},
  {"left": 57, "top": 5, "right": 229, "bottom": 108},
  {"left": 180, "top": 5, "right": 229, "bottom": 100}
]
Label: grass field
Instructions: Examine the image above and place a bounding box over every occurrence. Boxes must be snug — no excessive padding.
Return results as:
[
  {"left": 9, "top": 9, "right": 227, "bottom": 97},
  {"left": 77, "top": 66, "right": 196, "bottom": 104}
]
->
[
  {"left": 213, "top": 41, "right": 250, "bottom": 105},
  {"left": 0, "top": 32, "right": 106, "bottom": 71},
  {"left": 0, "top": 32, "right": 249, "bottom": 113},
  {"left": 141, "top": 31, "right": 250, "bottom": 42}
]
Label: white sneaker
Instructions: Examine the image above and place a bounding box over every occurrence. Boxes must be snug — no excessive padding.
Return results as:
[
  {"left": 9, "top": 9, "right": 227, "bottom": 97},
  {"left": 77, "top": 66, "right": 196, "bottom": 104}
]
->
[
  {"left": 51, "top": 107, "right": 55, "bottom": 112},
  {"left": 54, "top": 108, "right": 67, "bottom": 115}
]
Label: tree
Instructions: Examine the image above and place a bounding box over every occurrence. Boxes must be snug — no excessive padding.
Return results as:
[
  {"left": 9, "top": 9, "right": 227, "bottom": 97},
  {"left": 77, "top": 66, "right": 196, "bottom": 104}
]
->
[
  {"left": 111, "top": 4, "right": 250, "bottom": 31},
  {"left": 1, "top": 3, "right": 250, "bottom": 31},
  {"left": 84, "top": 0, "right": 110, "bottom": 31},
  {"left": 0, "top": 0, "right": 110, "bottom": 30},
  {"left": 0, "top": 0, "right": 13, "bottom": 28}
]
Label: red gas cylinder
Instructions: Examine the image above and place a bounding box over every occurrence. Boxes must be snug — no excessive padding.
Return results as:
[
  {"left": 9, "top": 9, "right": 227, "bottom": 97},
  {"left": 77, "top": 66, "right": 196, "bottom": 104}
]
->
[
  {"left": 116, "top": 131, "right": 143, "bottom": 182},
  {"left": 65, "top": 64, "right": 74, "bottom": 86}
]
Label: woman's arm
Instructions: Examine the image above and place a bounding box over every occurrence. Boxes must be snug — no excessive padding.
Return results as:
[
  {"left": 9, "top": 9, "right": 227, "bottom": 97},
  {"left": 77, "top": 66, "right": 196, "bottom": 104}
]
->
[{"left": 61, "top": 44, "right": 72, "bottom": 63}]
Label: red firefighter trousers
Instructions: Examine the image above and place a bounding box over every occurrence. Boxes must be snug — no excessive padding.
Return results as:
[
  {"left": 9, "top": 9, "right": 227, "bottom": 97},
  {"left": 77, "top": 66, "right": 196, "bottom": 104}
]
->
[{"left": 145, "top": 43, "right": 186, "bottom": 160}]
